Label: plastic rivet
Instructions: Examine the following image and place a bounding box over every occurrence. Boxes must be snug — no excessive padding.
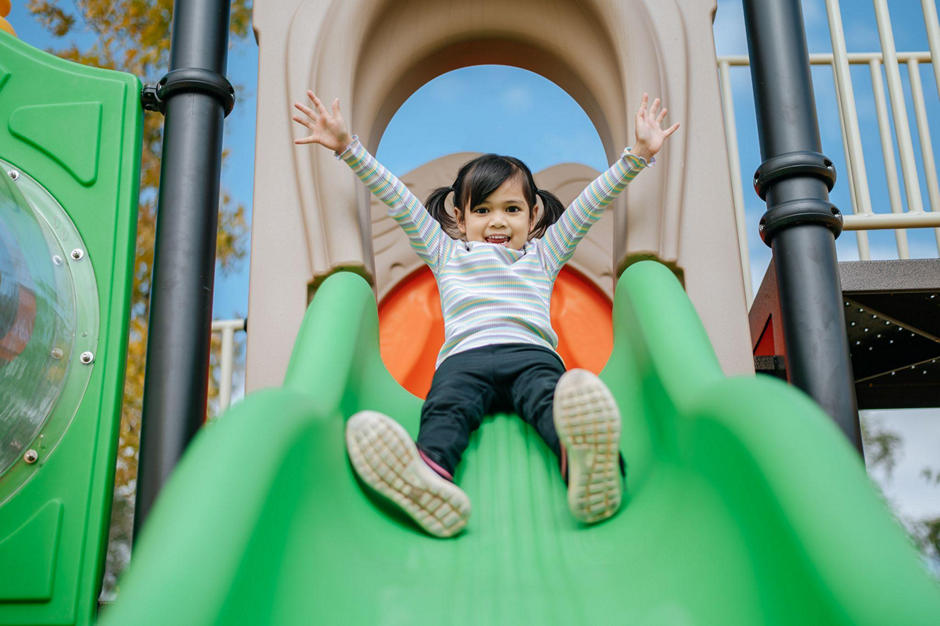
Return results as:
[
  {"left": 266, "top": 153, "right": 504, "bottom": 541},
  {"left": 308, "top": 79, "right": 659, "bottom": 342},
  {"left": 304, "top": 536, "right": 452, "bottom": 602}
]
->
[
  {"left": 70, "top": 248, "right": 85, "bottom": 261},
  {"left": 23, "top": 450, "right": 38, "bottom": 464},
  {"left": 80, "top": 351, "right": 95, "bottom": 364},
  {"left": 51, "top": 348, "right": 64, "bottom": 359},
  {"left": 8, "top": 169, "right": 19, "bottom": 181}
]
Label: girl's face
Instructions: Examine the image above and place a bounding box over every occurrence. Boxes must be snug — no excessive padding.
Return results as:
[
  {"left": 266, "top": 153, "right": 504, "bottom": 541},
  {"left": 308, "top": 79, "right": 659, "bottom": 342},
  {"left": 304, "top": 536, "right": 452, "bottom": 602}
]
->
[{"left": 456, "top": 176, "right": 536, "bottom": 251}]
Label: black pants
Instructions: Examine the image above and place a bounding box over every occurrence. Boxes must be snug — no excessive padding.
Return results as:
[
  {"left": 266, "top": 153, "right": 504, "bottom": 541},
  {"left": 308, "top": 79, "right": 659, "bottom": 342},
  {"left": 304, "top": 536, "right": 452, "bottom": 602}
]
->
[{"left": 416, "top": 344, "right": 565, "bottom": 477}]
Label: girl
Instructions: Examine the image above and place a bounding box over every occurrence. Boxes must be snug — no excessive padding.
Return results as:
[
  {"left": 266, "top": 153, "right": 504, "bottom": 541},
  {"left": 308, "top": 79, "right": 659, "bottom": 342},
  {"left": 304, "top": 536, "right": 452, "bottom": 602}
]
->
[{"left": 293, "top": 91, "right": 678, "bottom": 537}]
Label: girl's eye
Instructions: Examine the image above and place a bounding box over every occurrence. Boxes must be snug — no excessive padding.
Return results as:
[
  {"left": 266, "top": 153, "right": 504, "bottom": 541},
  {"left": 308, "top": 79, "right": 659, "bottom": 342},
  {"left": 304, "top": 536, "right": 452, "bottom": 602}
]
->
[
  {"left": 472, "top": 207, "right": 488, "bottom": 214},
  {"left": 507, "top": 205, "right": 522, "bottom": 213}
]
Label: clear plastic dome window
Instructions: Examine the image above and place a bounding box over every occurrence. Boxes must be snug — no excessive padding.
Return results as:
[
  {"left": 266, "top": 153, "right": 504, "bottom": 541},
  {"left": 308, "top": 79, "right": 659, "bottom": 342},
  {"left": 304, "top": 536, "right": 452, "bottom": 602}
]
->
[{"left": 0, "top": 159, "right": 98, "bottom": 483}]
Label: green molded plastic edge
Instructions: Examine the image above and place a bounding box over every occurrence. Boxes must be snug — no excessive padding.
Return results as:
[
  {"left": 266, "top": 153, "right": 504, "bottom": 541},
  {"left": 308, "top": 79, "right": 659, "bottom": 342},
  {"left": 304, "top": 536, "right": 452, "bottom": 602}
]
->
[
  {"left": 103, "top": 263, "right": 940, "bottom": 625},
  {"left": 0, "top": 31, "right": 142, "bottom": 626}
]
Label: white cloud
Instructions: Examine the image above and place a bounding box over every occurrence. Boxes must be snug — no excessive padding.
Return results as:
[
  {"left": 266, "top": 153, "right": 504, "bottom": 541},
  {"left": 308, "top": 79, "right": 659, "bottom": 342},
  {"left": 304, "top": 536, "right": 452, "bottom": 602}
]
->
[{"left": 862, "top": 408, "right": 940, "bottom": 521}]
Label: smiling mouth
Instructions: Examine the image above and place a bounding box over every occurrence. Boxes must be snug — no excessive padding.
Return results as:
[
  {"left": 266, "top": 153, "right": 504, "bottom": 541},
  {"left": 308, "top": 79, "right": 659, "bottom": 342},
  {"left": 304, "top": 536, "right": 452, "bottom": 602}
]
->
[{"left": 485, "top": 234, "right": 510, "bottom": 246}]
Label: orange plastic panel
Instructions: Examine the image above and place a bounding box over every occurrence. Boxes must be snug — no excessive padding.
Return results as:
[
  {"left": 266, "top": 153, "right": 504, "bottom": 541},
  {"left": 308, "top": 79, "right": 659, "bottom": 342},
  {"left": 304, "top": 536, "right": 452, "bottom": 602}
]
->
[{"left": 378, "top": 266, "right": 613, "bottom": 398}]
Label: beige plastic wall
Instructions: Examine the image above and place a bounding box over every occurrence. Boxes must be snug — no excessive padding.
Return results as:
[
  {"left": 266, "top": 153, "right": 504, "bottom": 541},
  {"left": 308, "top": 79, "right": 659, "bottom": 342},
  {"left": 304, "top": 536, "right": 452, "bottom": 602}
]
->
[{"left": 247, "top": 0, "right": 753, "bottom": 391}]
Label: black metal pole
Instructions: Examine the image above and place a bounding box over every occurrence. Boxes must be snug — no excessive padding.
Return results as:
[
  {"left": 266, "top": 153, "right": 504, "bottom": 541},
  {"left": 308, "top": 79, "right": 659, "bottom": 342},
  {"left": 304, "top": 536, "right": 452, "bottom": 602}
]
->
[
  {"left": 134, "top": 0, "right": 234, "bottom": 539},
  {"left": 742, "top": 0, "right": 862, "bottom": 452}
]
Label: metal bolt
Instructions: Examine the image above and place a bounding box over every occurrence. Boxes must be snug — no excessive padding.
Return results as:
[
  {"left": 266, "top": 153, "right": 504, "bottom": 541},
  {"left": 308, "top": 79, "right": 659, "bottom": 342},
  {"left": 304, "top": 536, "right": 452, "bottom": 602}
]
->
[
  {"left": 8, "top": 169, "right": 19, "bottom": 181},
  {"left": 70, "top": 248, "right": 85, "bottom": 261},
  {"left": 80, "top": 351, "right": 94, "bottom": 364},
  {"left": 51, "top": 348, "right": 64, "bottom": 359},
  {"left": 23, "top": 450, "right": 38, "bottom": 464}
]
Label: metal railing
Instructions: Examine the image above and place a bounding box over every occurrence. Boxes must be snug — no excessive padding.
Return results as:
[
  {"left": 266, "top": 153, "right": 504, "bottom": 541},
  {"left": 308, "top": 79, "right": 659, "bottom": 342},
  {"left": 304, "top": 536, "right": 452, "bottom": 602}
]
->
[
  {"left": 718, "top": 0, "right": 940, "bottom": 302},
  {"left": 210, "top": 318, "right": 246, "bottom": 413}
]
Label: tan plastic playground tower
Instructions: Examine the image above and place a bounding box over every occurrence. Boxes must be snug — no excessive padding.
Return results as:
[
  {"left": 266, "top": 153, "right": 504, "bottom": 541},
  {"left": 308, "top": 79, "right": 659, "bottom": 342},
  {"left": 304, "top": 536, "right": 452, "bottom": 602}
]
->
[{"left": 247, "top": 0, "right": 753, "bottom": 390}]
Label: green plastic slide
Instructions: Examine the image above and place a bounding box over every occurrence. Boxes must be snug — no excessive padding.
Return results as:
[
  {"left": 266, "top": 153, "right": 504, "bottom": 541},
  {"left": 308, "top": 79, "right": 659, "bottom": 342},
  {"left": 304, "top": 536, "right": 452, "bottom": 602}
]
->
[{"left": 101, "top": 261, "right": 940, "bottom": 624}]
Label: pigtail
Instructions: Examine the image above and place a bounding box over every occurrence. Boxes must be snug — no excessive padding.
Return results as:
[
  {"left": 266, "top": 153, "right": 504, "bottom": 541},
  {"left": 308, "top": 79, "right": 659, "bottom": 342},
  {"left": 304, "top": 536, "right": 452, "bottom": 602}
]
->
[
  {"left": 426, "top": 186, "right": 460, "bottom": 237},
  {"left": 531, "top": 188, "right": 565, "bottom": 238}
]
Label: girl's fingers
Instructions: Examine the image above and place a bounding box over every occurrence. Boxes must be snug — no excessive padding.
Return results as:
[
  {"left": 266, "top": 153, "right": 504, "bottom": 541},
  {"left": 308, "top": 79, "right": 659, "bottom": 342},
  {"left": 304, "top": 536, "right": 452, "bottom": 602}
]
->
[
  {"left": 332, "top": 98, "right": 341, "bottom": 116},
  {"left": 656, "top": 108, "right": 668, "bottom": 124},
  {"left": 310, "top": 92, "right": 329, "bottom": 117},
  {"left": 294, "top": 101, "right": 318, "bottom": 120},
  {"left": 294, "top": 135, "right": 319, "bottom": 145},
  {"left": 649, "top": 98, "right": 661, "bottom": 118},
  {"left": 291, "top": 115, "right": 313, "bottom": 129},
  {"left": 663, "top": 122, "right": 680, "bottom": 137}
]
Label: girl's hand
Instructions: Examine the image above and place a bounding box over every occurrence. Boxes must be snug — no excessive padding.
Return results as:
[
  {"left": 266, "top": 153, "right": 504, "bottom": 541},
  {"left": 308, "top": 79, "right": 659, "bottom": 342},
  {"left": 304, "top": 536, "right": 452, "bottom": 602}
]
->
[
  {"left": 292, "top": 90, "right": 353, "bottom": 153},
  {"left": 632, "top": 93, "right": 680, "bottom": 163}
]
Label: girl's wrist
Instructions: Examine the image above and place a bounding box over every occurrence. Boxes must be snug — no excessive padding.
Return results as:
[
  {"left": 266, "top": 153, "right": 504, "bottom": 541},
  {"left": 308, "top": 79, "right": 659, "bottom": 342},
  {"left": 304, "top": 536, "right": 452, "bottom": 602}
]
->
[
  {"left": 333, "top": 133, "right": 355, "bottom": 155},
  {"left": 629, "top": 144, "right": 654, "bottom": 163}
]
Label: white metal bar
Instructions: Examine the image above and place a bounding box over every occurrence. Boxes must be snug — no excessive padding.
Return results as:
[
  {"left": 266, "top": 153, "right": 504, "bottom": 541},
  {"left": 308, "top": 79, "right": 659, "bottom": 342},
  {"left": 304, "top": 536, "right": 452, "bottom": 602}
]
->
[
  {"left": 923, "top": 0, "right": 940, "bottom": 100},
  {"left": 869, "top": 59, "right": 910, "bottom": 258},
  {"left": 717, "top": 51, "right": 933, "bottom": 66},
  {"left": 906, "top": 58, "right": 940, "bottom": 252},
  {"left": 874, "top": 0, "right": 925, "bottom": 221},
  {"left": 825, "top": 0, "right": 872, "bottom": 260},
  {"left": 210, "top": 319, "right": 246, "bottom": 414},
  {"left": 844, "top": 211, "right": 940, "bottom": 230},
  {"left": 718, "top": 60, "right": 753, "bottom": 303},
  {"left": 219, "top": 326, "right": 235, "bottom": 412}
]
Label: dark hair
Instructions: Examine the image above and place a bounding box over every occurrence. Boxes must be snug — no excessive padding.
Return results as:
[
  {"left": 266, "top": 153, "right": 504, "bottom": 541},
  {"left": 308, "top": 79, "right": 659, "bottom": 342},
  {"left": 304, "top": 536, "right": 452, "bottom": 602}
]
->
[{"left": 426, "top": 154, "right": 565, "bottom": 240}]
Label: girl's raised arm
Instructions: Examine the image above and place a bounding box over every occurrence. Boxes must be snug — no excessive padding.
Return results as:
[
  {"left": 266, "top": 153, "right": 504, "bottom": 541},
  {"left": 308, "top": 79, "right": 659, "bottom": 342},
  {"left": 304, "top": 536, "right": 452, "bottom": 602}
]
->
[
  {"left": 540, "top": 93, "right": 678, "bottom": 276},
  {"left": 292, "top": 92, "right": 456, "bottom": 272}
]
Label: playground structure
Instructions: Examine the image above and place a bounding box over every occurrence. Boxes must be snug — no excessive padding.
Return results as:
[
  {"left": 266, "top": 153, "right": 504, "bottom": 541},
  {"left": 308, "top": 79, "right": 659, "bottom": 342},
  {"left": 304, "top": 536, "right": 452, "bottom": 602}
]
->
[{"left": 1, "top": 0, "right": 939, "bottom": 624}]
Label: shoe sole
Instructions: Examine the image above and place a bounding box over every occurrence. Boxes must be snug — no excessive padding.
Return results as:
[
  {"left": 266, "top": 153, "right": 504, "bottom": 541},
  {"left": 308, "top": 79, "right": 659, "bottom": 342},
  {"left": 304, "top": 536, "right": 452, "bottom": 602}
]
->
[
  {"left": 346, "top": 411, "right": 471, "bottom": 538},
  {"left": 553, "top": 370, "right": 622, "bottom": 523}
]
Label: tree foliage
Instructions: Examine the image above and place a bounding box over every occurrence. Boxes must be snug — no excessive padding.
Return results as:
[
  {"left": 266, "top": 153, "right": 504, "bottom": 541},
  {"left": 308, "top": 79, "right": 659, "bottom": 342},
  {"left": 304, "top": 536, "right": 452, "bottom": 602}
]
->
[{"left": 27, "top": 0, "right": 253, "bottom": 596}]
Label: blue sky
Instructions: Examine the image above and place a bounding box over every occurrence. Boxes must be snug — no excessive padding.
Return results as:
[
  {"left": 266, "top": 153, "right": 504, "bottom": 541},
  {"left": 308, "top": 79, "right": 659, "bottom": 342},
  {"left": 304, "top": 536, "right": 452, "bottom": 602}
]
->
[{"left": 7, "top": 0, "right": 940, "bottom": 545}]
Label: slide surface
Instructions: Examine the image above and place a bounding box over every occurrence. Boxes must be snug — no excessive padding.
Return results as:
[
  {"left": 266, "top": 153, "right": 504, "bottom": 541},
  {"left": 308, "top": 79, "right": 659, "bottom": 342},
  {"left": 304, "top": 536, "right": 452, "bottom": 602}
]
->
[{"left": 102, "top": 262, "right": 940, "bottom": 625}]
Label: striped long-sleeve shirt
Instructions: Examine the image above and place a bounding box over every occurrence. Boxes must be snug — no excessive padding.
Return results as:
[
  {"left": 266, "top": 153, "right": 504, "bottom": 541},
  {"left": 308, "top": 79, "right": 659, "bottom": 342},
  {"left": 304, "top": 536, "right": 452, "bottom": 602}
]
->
[{"left": 338, "top": 138, "right": 649, "bottom": 367}]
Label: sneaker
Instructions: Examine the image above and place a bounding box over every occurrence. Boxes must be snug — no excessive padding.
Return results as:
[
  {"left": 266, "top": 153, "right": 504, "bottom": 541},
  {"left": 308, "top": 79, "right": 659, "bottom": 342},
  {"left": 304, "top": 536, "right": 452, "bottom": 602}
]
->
[
  {"left": 553, "top": 369, "right": 623, "bottom": 523},
  {"left": 345, "top": 411, "right": 471, "bottom": 538}
]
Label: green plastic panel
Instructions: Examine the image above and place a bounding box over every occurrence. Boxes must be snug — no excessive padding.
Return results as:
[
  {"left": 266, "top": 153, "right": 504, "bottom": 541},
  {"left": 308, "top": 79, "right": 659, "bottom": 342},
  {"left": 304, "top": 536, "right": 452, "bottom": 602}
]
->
[
  {"left": 103, "top": 262, "right": 940, "bottom": 625},
  {"left": 0, "top": 32, "right": 142, "bottom": 626}
]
